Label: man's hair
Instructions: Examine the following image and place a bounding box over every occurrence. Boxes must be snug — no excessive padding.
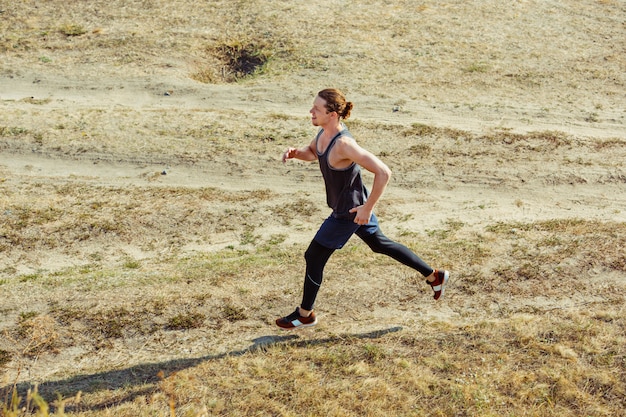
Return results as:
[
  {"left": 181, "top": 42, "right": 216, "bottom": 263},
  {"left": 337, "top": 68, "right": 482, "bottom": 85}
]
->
[{"left": 318, "top": 88, "right": 353, "bottom": 120}]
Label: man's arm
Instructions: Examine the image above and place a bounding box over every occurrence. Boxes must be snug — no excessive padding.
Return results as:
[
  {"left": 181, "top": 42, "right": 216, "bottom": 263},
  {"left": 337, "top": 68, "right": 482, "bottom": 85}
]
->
[
  {"left": 282, "top": 138, "right": 317, "bottom": 163},
  {"left": 337, "top": 138, "right": 392, "bottom": 225}
]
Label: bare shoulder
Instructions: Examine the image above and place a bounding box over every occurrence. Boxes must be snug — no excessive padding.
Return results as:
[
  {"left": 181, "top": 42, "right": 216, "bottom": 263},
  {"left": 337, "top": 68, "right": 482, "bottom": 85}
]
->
[
  {"left": 335, "top": 134, "right": 370, "bottom": 158},
  {"left": 335, "top": 134, "right": 361, "bottom": 151}
]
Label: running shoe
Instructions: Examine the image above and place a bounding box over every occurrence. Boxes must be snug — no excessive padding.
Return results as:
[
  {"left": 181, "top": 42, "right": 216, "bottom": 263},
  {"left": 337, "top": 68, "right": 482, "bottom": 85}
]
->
[
  {"left": 427, "top": 269, "right": 449, "bottom": 300},
  {"left": 276, "top": 308, "right": 317, "bottom": 330}
]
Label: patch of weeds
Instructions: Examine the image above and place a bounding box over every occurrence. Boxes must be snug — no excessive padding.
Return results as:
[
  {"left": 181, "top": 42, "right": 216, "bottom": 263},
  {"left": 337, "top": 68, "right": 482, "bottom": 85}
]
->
[
  {"left": 59, "top": 23, "right": 87, "bottom": 37},
  {"left": 408, "top": 143, "right": 432, "bottom": 156},
  {"left": 527, "top": 130, "right": 572, "bottom": 148},
  {"left": 149, "top": 298, "right": 168, "bottom": 315},
  {"left": 88, "top": 252, "right": 103, "bottom": 262},
  {"left": 493, "top": 266, "right": 520, "bottom": 282},
  {"left": 194, "top": 36, "right": 274, "bottom": 83},
  {"left": 237, "top": 287, "right": 250, "bottom": 296},
  {"left": 123, "top": 258, "right": 141, "bottom": 269},
  {"left": 18, "top": 311, "right": 39, "bottom": 323},
  {"left": 192, "top": 293, "right": 212, "bottom": 305},
  {"left": 21, "top": 97, "right": 51, "bottom": 105},
  {"left": 397, "top": 227, "right": 419, "bottom": 237},
  {"left": 167, "top": 312, "right": 206, "bottom": 330},
  {"left": 426, "top": 225, "right": 457, "bottom": 240},
  {"left": 0, "top": 126, "right": 29, "bottom": 136},
  {"left": 444, "top": 238, "right": 491, "bottom": 268},
  {"left": 15, "top": 315, "right": 60, "bottom": 357},
  {"left": 33, "top": 132, "right": 44, "bottom": 145},
  {"left": 362, "top": 344, "right": 386, "bottom": 363},
  {"left": 464, "top": 62, "right": 490, "bottom": 73},
  {"left": 594, "top": 137, "right": 625, "bottom": 151},
  {"left": 85, "top": 218, "right": 126, "bottom": 235},
  {"left": 266, "top": 233, "right": 287, "bottom": 245},
  {"left": 534, "top": 218, "right": 586, "bottom": 233},
  {"left": 218, "top": 39, "right": 272, "bottom": 78},
  {"left": 273, "top": 198, "right": 318, "bottom": 225},
  {"left": 223, "top": 304, "right": 247, "bottom": 322},
  {"left": 403, "top": 123, "right": 439, "bottom": 137},
  {"left": 483, "top": 131, "right": 518, "bottom": 144},
  {"left": 78, "top": 264, "right": 97, "bottom": 274},
  {"left": 0, "top": 349, "right": 11, "bottom": 367},
  {"left": 50, "top": 305, "right": 85, "bottom": 326},
  {"left": 240, "top": 225, "right": 260, "bottom": 246},
  {"left": 89, "top": 307, "right": 133, "bottom": 338},
  {"left": 190, "top": 68, "right": 218, "bottom": 84},
  {"left": 444, "top": 219, "right": 464, "bottom": 232},
  {"left": 269, "top": 113, "right": 291, "bottom": 121},
  {"left": 18, "top": 273, "right": 41, "bottom": 283},
  {"left": 396, "top": 213, "right": 414, "bottom": 223}
]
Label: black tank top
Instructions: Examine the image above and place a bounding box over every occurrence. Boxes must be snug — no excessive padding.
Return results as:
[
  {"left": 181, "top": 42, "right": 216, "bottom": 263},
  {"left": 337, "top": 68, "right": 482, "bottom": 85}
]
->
[{"left": 316, "top": 128, "right": 369, "bottom": 219}]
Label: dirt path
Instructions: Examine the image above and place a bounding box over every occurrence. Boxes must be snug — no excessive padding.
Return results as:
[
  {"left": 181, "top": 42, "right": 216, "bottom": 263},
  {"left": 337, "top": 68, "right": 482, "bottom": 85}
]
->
[
  {"left": 2, "top": 72, "right": 625, "bottom": 278},
  {"left": 4, "top": 71, "right": 625, "bottom": 139}
]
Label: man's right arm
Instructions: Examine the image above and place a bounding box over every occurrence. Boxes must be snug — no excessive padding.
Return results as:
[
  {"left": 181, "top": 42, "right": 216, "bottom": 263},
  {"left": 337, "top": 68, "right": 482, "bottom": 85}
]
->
[{"left": 282, "top": 140, "right": 317, "bottom": 163}]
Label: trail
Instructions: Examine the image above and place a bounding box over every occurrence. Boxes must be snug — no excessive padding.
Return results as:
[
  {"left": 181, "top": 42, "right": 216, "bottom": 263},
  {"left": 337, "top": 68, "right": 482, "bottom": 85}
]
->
[{"left": 3, "top": 72, "right": 625, "bottom": 139}]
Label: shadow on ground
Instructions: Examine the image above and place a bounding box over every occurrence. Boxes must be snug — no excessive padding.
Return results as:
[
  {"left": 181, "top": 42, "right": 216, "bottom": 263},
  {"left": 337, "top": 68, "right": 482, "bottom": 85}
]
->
[{"left": 2, "top": 326, "right": 403, "bottom": 412}]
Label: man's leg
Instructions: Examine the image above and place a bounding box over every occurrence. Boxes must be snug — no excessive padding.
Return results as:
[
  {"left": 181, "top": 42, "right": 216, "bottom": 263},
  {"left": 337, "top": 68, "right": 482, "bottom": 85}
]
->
[
  {"left": 276, "top": 215, "right": 358, "bottom": 329},
  {"left": 300, "top": 239, "right": 335, "bottom": 312},
  {"left": 275, "top": 239, "right": 334, "bottom": 330},
  {"left": 358, "top": 228, "right": 449, "bottom": 300},
  {"left": 358, "top": 229, "right": 433, "bottom": 277}
]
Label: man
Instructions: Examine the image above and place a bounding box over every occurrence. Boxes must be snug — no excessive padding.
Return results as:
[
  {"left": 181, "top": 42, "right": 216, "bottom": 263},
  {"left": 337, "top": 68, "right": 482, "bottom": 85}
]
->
[{"left": 276, "top": 88, "right": 449, "bottom": 330}]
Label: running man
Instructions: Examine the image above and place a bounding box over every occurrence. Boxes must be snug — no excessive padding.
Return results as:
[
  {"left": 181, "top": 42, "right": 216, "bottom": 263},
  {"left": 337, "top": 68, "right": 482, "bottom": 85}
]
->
[{"left": 276, "top": 88, "right": 449, "bottom": 330}]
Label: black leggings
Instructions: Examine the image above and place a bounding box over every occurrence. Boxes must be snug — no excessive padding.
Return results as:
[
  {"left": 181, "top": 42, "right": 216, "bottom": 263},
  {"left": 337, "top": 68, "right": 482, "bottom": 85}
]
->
[{"left": 300, "top": 229, "right": 433, "bottom": 311}]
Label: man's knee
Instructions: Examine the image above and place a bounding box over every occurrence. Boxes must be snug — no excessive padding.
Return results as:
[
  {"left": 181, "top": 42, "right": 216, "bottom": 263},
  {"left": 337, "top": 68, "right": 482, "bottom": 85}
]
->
[
  {"left": 304, "top": 242, "right": 317, "bottom": 263},
  {"left": 305, "top": 240, "right": 332, "bottom": 264}
]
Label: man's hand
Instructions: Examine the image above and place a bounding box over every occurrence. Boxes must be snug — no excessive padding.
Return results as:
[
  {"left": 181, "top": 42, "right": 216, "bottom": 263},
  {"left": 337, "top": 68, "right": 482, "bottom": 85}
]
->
[
  {"left": 282, "top": 142, "right": 317, "bottom": 163},
  {"left": 282, "top": 147, "right": 298, "bottom": 163},
  {"left": 349, "top": 205, "right": 373, "bottom": 225}
]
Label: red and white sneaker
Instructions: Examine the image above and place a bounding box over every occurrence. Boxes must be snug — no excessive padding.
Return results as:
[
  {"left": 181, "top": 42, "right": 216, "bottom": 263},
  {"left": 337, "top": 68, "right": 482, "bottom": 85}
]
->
[
  {"left": 276, "top": 308, "right": 318, "bottom": 330},
  {"left": 427, "top": 269, "right": 449, "bottom": 300}
]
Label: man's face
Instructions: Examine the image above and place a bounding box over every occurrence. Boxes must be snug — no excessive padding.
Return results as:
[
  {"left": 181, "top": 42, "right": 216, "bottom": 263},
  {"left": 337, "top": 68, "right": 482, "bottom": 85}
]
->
[{"left": 310, "top": 95, "right": 334, "bottom": 126}]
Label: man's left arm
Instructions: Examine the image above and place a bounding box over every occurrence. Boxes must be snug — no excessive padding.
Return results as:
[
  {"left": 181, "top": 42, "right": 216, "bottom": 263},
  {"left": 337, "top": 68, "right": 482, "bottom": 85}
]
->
[{"left": 341, "top": 139, "right": 392, "bottom": 225}]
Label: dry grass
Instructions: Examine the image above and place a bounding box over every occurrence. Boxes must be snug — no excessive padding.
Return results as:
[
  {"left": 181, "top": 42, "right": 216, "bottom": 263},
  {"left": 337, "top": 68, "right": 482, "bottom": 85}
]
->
[
  {"left": 1, "top": 214, "right": 624, "bottom": 415},
  {"left": 1, "top": 0, "right": 625, "bottom": 416}
]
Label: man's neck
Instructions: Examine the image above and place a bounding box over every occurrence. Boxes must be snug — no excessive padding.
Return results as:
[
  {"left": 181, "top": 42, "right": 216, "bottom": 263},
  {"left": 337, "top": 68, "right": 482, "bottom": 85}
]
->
[{"left": 321, "top": 121, "right": 342, "bottom": 137}]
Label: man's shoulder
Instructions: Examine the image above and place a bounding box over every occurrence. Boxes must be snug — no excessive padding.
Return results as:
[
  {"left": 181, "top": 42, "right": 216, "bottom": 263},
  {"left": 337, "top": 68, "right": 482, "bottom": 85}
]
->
[{"left": 336, "top": 130, "right": 356, "bottom": 146}]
